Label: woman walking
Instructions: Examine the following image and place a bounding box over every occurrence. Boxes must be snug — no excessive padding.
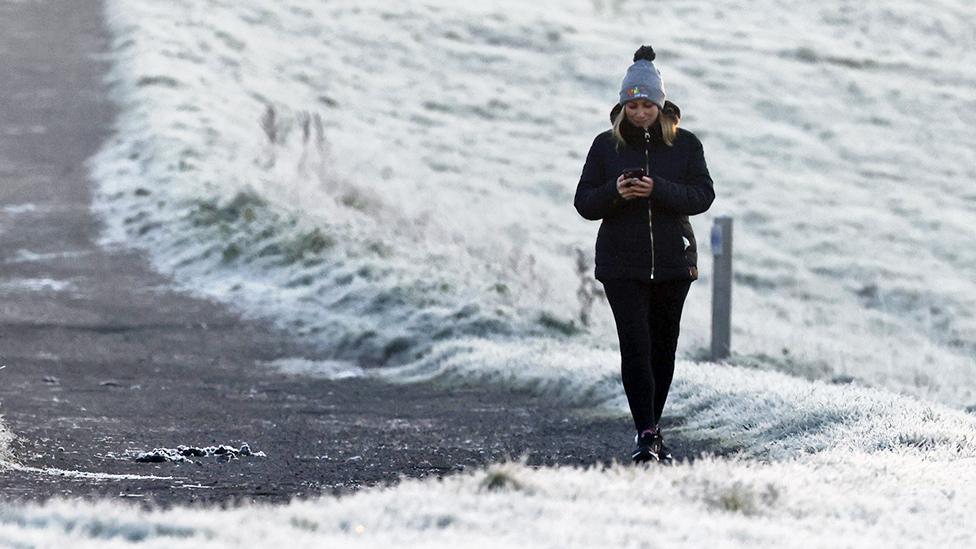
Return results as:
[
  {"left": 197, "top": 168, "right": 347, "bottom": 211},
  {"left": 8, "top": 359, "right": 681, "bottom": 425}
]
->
[{"left": 574, "top": 45, "right": 714, "bottom": 464}]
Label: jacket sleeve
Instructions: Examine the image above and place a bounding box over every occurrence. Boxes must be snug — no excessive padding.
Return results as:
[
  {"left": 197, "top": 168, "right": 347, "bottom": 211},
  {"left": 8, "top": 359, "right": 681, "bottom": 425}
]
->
[
  {"left": 650, "top": 135, "right": 715, "bottom": 215},
  {"left": 574, "top": 135, "right": 624, "bottom": 221}
]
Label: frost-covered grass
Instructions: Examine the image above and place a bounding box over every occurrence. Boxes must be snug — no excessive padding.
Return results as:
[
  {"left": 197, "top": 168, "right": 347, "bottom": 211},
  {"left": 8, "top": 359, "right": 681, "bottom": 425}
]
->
[
  {"left": 380, "top": 340, "right": 976, "bottom": 460},
  {"left": 0, "top": 416, "right": 11, "bottom": 463},
  {"left": 0, "top": 388, "right": 10, "bottom": 463},
  {"left": 2, "top": 453, "right": 975, "bottom": 548},
  {"left": 93, "top": 0, "right": 976, "bottom": 408}
]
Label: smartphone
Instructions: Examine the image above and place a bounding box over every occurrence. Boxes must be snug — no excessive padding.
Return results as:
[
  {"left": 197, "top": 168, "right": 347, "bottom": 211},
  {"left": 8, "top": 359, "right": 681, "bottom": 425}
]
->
[{"left": 621, "top": 168, "right": 645, "bottom": 184}]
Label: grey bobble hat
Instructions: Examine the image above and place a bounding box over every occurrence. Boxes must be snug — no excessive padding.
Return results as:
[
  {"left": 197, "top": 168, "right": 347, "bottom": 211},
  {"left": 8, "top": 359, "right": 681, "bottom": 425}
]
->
[{"left": 619, "top": 45, "right": 666, "bottom": 109}]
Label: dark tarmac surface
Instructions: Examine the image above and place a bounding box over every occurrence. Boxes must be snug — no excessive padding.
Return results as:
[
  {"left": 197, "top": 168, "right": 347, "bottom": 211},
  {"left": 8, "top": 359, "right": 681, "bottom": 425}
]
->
[{"left": 0, "top": 0, "right": 715, "bottom": 508}]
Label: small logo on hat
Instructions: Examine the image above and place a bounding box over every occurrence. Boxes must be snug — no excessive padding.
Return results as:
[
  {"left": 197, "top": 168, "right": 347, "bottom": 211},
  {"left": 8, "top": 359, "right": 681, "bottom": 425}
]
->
[{"left": 627, "top": 86, "right": 642, "bottom": 97}]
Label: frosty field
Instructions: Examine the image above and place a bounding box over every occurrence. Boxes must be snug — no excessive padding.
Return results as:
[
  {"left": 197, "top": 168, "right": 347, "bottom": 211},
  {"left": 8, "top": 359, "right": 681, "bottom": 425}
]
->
[
  {"left": 90, "top": 0, "right": 976, "bottom": 408},
  {"left": 2, "top": 0, "right": 975, "bottom": 546}
]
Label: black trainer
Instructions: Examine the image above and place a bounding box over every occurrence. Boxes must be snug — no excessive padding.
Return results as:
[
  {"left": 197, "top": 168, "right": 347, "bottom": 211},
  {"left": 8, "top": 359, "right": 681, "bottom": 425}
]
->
[{"left": 631, "top": 432, "right": 660, "bottom": 464}]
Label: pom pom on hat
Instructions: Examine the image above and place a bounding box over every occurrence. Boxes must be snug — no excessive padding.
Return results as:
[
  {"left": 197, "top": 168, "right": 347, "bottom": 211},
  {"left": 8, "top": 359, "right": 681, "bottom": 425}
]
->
[{"left": 633, "top": 45, "right": 656, "bottom": 62}]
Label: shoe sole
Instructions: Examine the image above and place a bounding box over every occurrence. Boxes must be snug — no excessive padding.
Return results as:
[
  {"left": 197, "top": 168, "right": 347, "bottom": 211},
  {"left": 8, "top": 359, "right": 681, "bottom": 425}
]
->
[{"left": 631, "top": 449, "right": 660, "bottom": 464}]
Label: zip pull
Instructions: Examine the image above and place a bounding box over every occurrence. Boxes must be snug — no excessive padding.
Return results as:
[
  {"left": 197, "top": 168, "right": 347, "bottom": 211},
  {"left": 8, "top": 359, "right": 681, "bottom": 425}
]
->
[{"left": 644, "top": 130, "right": 651, "bottom": 174}]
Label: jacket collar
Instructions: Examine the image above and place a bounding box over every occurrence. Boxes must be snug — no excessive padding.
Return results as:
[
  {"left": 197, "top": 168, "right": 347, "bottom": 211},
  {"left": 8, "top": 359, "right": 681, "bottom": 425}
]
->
[{"left": 620, "top": 117, "right": 665, "bottom": 149}]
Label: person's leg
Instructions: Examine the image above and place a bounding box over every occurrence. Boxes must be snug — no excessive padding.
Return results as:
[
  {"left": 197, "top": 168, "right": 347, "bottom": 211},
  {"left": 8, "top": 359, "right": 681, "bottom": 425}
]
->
[
  {"left": 647, "top": 280, "right": 692, "bottom": 427},
  {"left": 600, "top": 278, "right": 655, "bottom": 433}
]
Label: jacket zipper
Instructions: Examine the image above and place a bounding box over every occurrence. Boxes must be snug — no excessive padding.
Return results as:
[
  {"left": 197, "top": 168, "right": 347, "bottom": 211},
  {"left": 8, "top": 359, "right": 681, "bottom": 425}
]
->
[{"left": 645, "top": 129, "right": 654, "bottom": 280}]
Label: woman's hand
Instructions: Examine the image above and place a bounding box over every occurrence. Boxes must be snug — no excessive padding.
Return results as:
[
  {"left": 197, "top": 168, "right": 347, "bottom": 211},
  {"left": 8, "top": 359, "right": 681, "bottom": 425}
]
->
[{"left": 616, "top": 175, "right": 654, "bottom": 200}]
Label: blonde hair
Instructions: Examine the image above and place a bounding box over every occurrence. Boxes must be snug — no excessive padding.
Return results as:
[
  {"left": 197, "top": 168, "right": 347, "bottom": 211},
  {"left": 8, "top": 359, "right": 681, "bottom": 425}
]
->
[{"left": 612, "top": 104, "right": 677, "bottom": 149}]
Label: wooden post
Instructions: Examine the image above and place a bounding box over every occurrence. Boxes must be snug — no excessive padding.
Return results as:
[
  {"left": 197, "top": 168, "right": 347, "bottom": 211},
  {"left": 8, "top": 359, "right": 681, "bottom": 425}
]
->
[{"left": 711, "top": 216, "right": 733, "bottom": 361}]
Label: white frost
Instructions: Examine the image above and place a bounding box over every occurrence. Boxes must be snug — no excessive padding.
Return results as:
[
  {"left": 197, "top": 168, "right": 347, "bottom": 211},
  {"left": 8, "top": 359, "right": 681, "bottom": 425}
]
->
[{"left": 1, "top": 455, "right": 975, "bottom": 548}]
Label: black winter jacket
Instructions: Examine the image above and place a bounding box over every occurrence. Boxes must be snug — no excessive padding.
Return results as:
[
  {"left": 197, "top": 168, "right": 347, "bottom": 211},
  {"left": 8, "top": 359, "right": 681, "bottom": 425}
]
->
[{"left": 574, "top": 117, "right": 714, "bottom": 282}]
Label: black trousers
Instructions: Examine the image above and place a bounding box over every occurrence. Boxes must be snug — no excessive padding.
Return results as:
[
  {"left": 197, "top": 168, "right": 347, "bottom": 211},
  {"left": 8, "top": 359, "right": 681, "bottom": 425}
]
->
[{"left": 600, "top": 277, "right": 691, "bottom": 433}]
